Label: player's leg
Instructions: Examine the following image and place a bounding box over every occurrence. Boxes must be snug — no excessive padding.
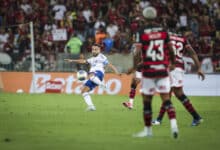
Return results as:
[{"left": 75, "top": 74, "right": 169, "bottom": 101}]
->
[
  {"left": 133, "top": 78, "right": 155, "bottom": 137},
  {"left": 81, "top": 80, "right": 98, "bottom": 111},
  {"left": 152, "top": 89, "right": 173, "bottom": 125},
  {"left": 171, "top": 68, "right": 203, "bottom": 126},
  {"left": 152, "top": 102, "right": 165, "bottom": 125},
  {"left": 89, "top": 71, "right": 106, "bottom": 89},
  {"left": 123, "top": 71, "right": 141, "bottom": 109},
  {"left": 157, "top": 77, "right": 178, "bottom": 138},
  {"left": 173, "top": 87, "right": 203, "bottom": 126}
]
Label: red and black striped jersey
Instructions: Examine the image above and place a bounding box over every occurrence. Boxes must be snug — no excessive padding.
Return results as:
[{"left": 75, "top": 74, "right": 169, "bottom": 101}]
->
[
  {"left": 169, "top": 32, "right": 188, "bottom": 70},
  {"left": 137, "top": 25, "right": 170, "bottom": 78}
]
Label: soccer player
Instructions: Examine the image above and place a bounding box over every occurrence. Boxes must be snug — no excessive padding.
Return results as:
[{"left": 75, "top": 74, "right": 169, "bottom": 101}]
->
[
  {"left": 152, "top": 32, "right": 205, "bottom": 126},
  {"left": 133, "top": 6, "right": 178, "bottom": 138},
  {"left": 65, "top": 43, "right": 120, "bottom": 111},
  {"left": 122, "top": 43, "right": 142, "bottom": 109}
]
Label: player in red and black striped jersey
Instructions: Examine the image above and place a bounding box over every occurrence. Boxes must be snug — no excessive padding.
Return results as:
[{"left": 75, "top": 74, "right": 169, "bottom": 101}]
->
[
  {"left": 152, "top": 32, "right": 205, "bottom": 126},
  {"left": 133, "top": 7, "right": 178, "bottom": 139},
  {"left": 122, "top": 43, "right": 143, "bottom": 109}
]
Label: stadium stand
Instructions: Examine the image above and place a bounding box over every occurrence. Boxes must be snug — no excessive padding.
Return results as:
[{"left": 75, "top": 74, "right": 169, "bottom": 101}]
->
[{"left": 0, "top": 0, "right": 219, "bottom": 73}]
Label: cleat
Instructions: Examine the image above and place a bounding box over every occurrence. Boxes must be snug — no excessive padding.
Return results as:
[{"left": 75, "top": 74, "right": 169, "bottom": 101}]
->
[
  {"left": 152, "top": 119, "right": 161, "bottom": 125},
  {"left": 191, "top": 118, "right": 203, "bottom": 126},
  {"left": 122, "top": 102, "right": 133, "bottom": 109},
  {"left": 173, "top": 132, "right": 178, "bottom": 139},
  {"left": 133, "top": 128, "right": 152, "bottom": 138},
  {"left": 86, "top": 105, "right": 96, "bottom": 111}
]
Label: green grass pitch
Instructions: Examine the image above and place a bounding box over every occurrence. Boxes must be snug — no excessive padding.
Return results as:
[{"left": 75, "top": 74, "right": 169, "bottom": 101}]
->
[{"left": 0, "top": 93, "right": 220, "bottom": 150}]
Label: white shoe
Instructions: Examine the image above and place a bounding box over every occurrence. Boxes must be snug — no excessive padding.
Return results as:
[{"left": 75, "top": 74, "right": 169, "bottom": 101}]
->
[
  {"left": 122, "top": 102, "right": 133, "bottom": 109},
  {"left": 152, "top": 119, "right": 161, "bottom": 125},
  {"left": 86, "top": 105, "right": 96, "bottom": 111},
  {"left": 133, "top": 127, "right": 152, "bottom": 138}
]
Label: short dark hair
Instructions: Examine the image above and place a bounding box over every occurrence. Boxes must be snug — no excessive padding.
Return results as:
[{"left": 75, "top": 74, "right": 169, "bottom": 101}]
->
[{"left": 93, "top": 43, "right": 102, "bottom": 48}]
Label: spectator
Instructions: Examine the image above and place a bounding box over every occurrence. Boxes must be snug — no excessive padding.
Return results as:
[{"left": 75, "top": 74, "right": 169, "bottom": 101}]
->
[
  {"left": 106, "top": 21, "right": 119, "bottom": 40},
  {"left": 95, "top": 26, "right": 107, "bottom": 45},
  {"left": 52, "top": 0, "right": 67, "bottom": 26},
  {"left": 103, "top": 33, "right": 114, "bottom": 53},
  {"left": 64, "top": 33, "right": 82, "bottom": 56}
]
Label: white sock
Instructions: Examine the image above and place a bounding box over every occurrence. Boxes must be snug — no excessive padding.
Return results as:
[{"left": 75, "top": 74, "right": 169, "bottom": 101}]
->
[
  {"left": 144, "top": 126, "right": 153, "bottom": 136},
  {"left": 129, "top": 99, "right": 134, "bottom": 105},
  {"left": 170, "top": 119, "right": 178, "bottom": 133},
  {"left": 90, "top": 75, "right": 103, "bottom": 86},
  {"left": 82, "top": 92, "right": 94, "bottom": 106}
]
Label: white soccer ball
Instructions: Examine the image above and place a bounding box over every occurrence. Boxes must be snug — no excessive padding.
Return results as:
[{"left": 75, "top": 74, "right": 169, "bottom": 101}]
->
[
  {"left": 76, "top": 70, "right": 88, "bottom": 81},
  {"left": 16, "top": 89, "right": 23, "bottom": 93}
]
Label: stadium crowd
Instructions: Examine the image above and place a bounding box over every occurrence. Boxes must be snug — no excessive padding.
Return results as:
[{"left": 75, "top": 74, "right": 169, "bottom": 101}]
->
[{"left": 0, "top": 0, "right": 220, "bottom": 72}]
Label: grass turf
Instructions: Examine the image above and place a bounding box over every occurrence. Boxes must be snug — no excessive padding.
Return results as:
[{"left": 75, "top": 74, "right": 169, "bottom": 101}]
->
[{"left": 0, "top": 93, "right": 219, "bottom": 150}]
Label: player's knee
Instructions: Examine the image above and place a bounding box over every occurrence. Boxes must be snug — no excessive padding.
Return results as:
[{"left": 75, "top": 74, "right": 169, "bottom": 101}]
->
[
  {"left": 163, "top": 100, "right": 173, "bottom": 108},
  {"left": 143, "top": 101, "right": 152, "bottom": 112},
  {"left": 81, "top": 86, "right": 90, "bottom": 94}
]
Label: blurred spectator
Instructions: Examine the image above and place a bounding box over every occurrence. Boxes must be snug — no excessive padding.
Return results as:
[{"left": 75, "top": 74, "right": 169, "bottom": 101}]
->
[
  {"left": 190, "top": 17, "right": 199, "bottom": 38},
  {"left": 106, "top": 21, "right": 119, "bottom": 40},
  {"left": 0, "top": 28, "right": 9, "bottom": 52},
  {"left": 52, "top": 0, "right": 67, "bottom": 26},
  {"left": 212, "top": 37, "right": 220, "bottom": 72},
  {"left": 178, "top": 12, "right": 188, "bottom": 32},
  {"left": 64, "top": 33, "right": 82, "bottom": 56},
  {"left": 95, "top": 26, "right": 107, "bottom": 45},
  {"left": 215, "top": 13, "right": 220, "bottom": 38},
  {"left": 94, "top": 17, "right": 106, "bottom": 34},
  {"left": 0, "top": 0, "right": 219, "bottom": 73},
  {"left": 197, "top": 38, "right": 214, "bottom": 73},
  {"left": 103, "top": 33, "right": 114, "bottom": 53}
]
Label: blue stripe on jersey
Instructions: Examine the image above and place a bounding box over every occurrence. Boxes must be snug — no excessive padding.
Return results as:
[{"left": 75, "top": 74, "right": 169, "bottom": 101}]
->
[{"left": 103, "top": 60, "right": 109, "bottom": 65}]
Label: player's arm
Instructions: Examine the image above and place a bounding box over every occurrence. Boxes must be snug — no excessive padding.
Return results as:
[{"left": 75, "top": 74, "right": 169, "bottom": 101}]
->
[
  {"left": 64, "top": 58, "right": 87, "bottom": 64},
  {"left": 127, "top": 43, "right": 143, "bottom": 75},
  {"left": 168, "top": 41, "right": 176, "bottom": 70},
  {"left": 185, "top": 43, "right": 205, "bottom": 80},
  {"left": 107, "top": 63, "right": 121, "bottom": 75}
]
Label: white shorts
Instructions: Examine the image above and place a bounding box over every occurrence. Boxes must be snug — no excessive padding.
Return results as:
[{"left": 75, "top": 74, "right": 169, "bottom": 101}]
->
[
  {"left": 141, "top": 76, "right": 171, "bottom": 95},
  {"left": 135, "top": 71, "right": 142, "bottom": 79},
  {"left": 170, "top": 68, "right": 184, "bottom": 87}
]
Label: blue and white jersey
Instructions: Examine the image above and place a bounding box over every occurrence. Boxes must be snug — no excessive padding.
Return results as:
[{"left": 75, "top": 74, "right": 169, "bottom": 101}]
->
[{"left": 86, "top": 53, "right": 109, "bottom": 74}]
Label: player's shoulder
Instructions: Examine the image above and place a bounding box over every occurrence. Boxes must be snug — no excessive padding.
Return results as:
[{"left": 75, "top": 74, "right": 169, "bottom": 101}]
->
[
  {"left": 97, "top": 53, "right": 107, "bottom": 60},
  {"left": 169, "top": 32, "right": 187, "bottom": 42}
]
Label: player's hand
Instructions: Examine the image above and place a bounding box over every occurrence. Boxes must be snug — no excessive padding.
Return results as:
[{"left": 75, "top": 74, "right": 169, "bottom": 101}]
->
[
  {"left": 197, "top": 69, "right": 205, "bottom": 81},
  {"left": 169, "top": 64, "right": 175, "bottom": 71}
]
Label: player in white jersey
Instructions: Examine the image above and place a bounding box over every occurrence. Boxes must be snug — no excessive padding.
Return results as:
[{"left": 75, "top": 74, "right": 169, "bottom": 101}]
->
[{"left": 65, "top": 43, "right": 120, "bottom": 111}]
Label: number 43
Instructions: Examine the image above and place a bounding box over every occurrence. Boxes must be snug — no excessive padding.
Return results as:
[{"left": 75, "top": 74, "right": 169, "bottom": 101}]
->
[{"left": 146, "top": 40, "right": 164, "bottom": 61}]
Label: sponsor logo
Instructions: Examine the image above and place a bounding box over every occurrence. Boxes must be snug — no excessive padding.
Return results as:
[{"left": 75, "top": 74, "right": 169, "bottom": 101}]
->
[{"left": 30, "top": 73, "right": 122, "bottom": 94}]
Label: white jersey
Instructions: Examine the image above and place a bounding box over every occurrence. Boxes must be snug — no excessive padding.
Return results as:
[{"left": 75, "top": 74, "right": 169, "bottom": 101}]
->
[{"left": 86, "top": 53, "right": 109, "bottom": 74}]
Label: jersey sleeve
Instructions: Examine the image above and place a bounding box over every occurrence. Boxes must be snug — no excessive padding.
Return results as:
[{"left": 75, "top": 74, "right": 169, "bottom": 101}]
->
[{"left": 86, "top": 58, "right": 92, "bottom": 64}]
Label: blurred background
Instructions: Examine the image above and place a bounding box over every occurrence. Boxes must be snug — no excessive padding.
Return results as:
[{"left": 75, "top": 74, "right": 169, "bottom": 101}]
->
[{"left": 0, "top": 0, "right": 219, "bottom": 74}]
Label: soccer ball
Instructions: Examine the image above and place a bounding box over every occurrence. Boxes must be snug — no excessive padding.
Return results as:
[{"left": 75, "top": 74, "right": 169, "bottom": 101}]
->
[{"left": 76, "top": 70, "right": 88, "bottom": 81}]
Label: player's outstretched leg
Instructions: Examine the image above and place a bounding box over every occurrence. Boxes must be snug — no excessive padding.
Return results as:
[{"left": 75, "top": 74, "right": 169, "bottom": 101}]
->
[
  {"left": 176, "top": 94, "right": 203, "bottom": 126},
  {"left": 122, "top": 82, "right": 137, "bottom": 109}
]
